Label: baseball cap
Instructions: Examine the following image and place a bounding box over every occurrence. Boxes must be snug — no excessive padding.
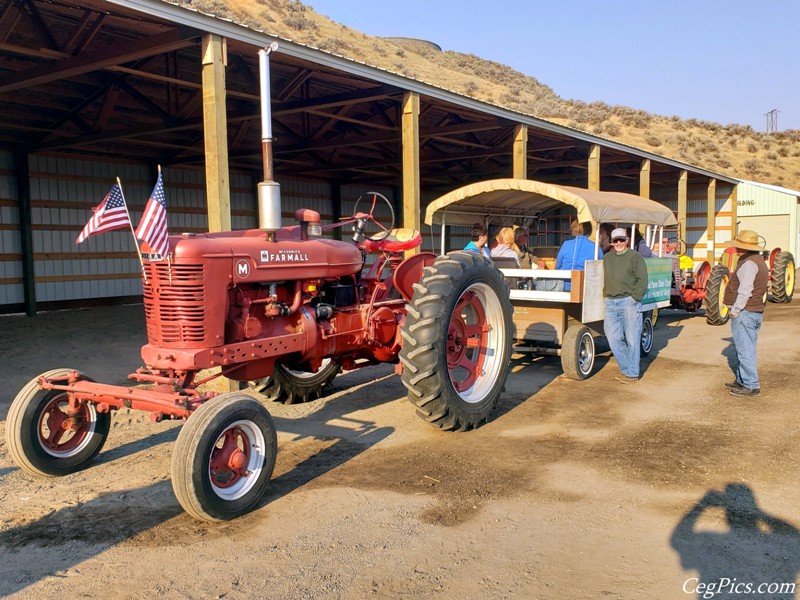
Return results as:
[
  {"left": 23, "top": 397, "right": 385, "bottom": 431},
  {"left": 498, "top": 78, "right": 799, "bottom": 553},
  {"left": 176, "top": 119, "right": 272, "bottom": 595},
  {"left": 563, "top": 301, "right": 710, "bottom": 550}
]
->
[{"left": 611, "top": 228, "right": 628, "bottom": 241}]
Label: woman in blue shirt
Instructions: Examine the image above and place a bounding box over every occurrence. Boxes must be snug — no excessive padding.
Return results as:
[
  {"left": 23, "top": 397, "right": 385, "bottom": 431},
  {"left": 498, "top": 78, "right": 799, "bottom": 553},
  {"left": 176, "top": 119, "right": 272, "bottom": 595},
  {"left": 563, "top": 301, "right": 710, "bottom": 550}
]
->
[
  {"left": 556, "top": 220, "right": 603, "bottom": 270},
  {"left": 556, "top": 220, "right": 603, "bottom": 290}
]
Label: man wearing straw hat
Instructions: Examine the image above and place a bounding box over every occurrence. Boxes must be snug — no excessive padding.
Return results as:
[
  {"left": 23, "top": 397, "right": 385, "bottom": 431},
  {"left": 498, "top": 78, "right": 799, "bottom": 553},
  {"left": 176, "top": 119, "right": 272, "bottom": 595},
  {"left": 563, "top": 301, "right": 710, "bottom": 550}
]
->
[{"left": 722, "top": 230, "right": 769, "bottom": 397}]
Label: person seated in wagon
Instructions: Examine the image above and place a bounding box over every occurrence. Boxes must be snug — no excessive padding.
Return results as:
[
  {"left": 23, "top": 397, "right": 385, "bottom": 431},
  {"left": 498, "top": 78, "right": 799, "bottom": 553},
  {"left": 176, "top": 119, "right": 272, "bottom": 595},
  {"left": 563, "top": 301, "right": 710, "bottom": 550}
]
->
[
  {"left": 514, "top": 226, "right": 546, "bottom": 269},
  {"left": 555, "top": 220, "right": 603, "bottom": 290},
  {"left": 490, "top": 227, "right": 520, "bottom": 265}
]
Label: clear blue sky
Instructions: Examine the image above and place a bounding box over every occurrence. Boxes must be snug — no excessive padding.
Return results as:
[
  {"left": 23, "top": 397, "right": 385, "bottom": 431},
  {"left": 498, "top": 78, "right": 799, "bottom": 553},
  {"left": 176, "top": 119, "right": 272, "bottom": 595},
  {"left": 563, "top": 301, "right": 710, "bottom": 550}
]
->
[{"left": 307, "top": 0, "right": 800, "bottom": 132}]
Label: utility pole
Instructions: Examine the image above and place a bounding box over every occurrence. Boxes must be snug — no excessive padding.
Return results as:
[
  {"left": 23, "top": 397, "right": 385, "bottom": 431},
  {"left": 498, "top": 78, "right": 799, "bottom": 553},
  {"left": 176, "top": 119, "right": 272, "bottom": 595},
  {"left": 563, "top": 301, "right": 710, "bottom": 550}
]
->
[{"left": 765, "top": 109, "right": 778, "bottom": 133}]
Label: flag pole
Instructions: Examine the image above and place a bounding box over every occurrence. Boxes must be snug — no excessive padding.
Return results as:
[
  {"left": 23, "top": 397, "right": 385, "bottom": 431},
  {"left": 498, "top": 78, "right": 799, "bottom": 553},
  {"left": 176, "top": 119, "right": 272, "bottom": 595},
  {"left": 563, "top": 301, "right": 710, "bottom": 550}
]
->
[{"left": 117, "top": 176, "right": 148, "bottom": 284}]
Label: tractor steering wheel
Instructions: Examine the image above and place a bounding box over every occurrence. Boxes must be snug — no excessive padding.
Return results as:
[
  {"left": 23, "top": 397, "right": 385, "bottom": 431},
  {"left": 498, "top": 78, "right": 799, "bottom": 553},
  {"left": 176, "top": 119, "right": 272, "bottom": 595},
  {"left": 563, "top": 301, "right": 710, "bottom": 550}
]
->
[
  {"left": 670, "top": 238, "right": 686, "bottom": 256},
  {"left": 351, "top": 191, "right": 396, "bottom": 242}
]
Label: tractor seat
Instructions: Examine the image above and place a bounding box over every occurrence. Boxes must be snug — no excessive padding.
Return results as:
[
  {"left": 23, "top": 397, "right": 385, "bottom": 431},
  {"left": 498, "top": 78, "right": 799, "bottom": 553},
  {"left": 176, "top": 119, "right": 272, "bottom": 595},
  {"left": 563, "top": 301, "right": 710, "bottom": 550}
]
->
[{"left": 361, "top": 228, "right": 422, "bottom": 253}]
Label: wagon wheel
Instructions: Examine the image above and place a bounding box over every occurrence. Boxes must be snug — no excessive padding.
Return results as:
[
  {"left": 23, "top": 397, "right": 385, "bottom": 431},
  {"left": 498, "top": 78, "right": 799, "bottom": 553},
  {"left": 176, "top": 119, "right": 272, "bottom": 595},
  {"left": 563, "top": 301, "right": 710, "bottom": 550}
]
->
[
  {"left": 399, "top": 251, "right": 513, "bottom": 431},
  {"left": 172, "top": 393, "right": 277, "bottom": 522},
  {"left": 5, "top": 369, "right": 111, "bottom": 477},
  {"left": 248, "top": 358, "right": 342, "bottom": 404},
  {"left": 769, "top": 251, "right": 795, "bottom": 303},
  {"left": 640, "top": 313, "right": 654, "bottom": 356},
  {"left": 704, "top": 264, "right": 731, "bottom": 326},
  {"left": 561, "top": 324, "right": 595, "bottom": 380},
  {"left": 352, "top": 191, "right": 396, "bottom": 242}
]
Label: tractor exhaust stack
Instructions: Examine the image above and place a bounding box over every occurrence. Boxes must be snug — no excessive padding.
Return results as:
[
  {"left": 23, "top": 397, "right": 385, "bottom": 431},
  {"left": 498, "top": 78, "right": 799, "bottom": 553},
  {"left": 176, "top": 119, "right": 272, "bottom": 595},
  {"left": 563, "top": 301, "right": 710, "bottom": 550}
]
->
[{"left": 257, "top": 42, "right": 281, "bottom": 238}]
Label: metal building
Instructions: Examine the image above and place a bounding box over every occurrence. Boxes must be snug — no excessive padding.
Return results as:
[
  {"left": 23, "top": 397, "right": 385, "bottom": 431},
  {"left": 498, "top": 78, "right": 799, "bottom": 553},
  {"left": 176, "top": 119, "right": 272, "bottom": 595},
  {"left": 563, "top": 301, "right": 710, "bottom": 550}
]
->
[{"left": 735, "top": 181, "right": 799, "bottom": 257}]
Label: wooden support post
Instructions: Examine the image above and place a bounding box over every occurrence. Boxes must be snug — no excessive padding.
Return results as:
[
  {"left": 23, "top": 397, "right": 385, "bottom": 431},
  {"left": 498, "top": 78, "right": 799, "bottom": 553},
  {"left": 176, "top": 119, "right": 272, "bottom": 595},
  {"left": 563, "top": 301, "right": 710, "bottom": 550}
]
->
[
  {"left": 730, "top": 184, "right": 738, "bottom": 237},
  {"left": 202, "top": 33, "right": 231, "bottom": 233},
  {"left": 15, "top": 152, "right": 36, "bottom": 316},
  {"left": 639, "top": 159, "right": 651, "bottom": 198},
  {"left": 513, "top": 123, "right": 527, "bottom": 180},
  {"left": 402, "top": 91, "right": 420, "bottom": 254},
  {"left": 678, "top": 170, "right": 688, "bottom": 246},
  {"left": 707, "top": 178, "right": 717, "bottom": 263},
  {"left": 588, "top": 144, "right": 600, "bottom": 190},
  {"left": 637, "top": 159, "right": 652, "bottom": 240}
]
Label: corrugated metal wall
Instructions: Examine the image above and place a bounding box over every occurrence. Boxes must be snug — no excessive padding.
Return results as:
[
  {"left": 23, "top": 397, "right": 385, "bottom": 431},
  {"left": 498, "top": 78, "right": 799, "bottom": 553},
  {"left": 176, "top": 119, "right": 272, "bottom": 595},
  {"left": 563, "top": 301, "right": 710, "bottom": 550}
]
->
[
  {"left": 736, "top": 183, "right": 794, "bottom": 216},
  {"left": 29, "top": 156, "right": 144, "bottom": 303},
  {"left": 715, "top": 183, "right": 735, "bottom": 251},
  {"left": 686, "top": 185, "right": 707, "bottom": 256},
  {"left": 0, "top": 150, "right": 21, "bottom": 305},
  {"left": 651, "top": 182, "right": 735, "bottom": 262},
  {"left": 281, "top": 177, "right": 331, "bottom": 229},
  {"left": 1, "top": 156, "right": 264, "bottom": 310},
  {"left": 25, "top": 158, "right": 232, "bottom": 305}
]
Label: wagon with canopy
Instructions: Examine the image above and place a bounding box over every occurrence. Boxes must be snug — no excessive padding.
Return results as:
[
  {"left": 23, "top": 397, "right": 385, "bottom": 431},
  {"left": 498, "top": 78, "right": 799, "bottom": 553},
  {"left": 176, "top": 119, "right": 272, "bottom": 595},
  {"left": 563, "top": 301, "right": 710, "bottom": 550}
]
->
[{"left": 425, "top": 178, "right": 678, "bottom": 379}]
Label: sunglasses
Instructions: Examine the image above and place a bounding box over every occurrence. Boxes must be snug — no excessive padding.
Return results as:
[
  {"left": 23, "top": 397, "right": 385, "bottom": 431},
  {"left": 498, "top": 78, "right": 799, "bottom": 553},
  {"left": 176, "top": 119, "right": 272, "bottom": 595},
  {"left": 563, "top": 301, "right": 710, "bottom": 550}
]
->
[{"left": 612, "top": 238, "right": 627, "bottom": 243}]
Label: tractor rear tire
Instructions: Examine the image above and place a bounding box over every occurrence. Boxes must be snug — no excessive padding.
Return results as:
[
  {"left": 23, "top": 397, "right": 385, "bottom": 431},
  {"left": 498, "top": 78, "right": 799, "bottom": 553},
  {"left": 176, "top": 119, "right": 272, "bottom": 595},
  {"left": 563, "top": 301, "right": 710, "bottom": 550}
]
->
[
  {"left": 6, "top": 369, "right": 110, "bottom": 477},
  {"left": 560, "top": 325, "right": 595, "bottom": 380},
  {"left": 770, "top": 251, "right": 795, "bottom": 303},
  {"left": 704, "top": 264, "right": 731, "bottom": 326},
  {"left": 248, "top": 358, "right": 341, "bottom": 404},
  {"left": 399, "top": 251, "right": 513, "bottom": 431},
  {"left": 172, "top": 393, "right": 277, "bottom": 522}
]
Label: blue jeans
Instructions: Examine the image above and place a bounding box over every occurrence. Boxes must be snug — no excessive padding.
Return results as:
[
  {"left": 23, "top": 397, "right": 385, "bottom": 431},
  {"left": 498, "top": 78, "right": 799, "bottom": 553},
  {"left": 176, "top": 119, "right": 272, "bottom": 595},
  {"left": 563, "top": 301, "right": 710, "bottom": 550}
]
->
[
  {"left": 604, "top": 296, "right": 643, "bottom": 378},
  {"left": 730, "top": 310, "right": 762, "bottom": 389}
]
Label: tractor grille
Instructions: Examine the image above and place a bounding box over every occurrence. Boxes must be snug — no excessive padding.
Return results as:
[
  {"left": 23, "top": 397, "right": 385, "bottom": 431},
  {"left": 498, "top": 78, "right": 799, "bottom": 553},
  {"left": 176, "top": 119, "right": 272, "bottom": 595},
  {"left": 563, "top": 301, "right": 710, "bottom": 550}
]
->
[{"left": 142, "top": 263, "right": 207, "bottom": 345}]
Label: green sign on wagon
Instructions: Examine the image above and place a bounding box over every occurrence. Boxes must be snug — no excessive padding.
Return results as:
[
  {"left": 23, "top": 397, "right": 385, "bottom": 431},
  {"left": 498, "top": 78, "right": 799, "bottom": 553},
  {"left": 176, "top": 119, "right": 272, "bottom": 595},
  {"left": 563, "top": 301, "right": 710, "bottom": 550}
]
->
[{"left": 641, "top": 257, "right": 674, "bottom": 304}]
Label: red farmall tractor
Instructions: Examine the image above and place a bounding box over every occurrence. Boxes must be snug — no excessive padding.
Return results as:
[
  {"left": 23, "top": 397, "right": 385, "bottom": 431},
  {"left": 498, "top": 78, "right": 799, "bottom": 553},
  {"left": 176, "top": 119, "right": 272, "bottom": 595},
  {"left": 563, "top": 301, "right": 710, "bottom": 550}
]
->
[
  {"left": 4, "top": 47, "right": 514, "bottom": 522},
  {"left": 6, "top": 193, "right": 514, "bottom": 524}
]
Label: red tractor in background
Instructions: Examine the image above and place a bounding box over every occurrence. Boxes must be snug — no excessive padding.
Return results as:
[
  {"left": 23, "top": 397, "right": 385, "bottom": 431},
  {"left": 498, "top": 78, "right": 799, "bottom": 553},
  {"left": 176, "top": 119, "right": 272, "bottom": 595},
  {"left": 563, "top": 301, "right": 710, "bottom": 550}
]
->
[
  {"left": 655, "top": 235, "right": 795, "bottom": 324},
  {"left": 4, "top": 46, "right": 514, "bottom": 522},
  {"left": 703, "top": 244, "right": 795, "bottom": 325}
]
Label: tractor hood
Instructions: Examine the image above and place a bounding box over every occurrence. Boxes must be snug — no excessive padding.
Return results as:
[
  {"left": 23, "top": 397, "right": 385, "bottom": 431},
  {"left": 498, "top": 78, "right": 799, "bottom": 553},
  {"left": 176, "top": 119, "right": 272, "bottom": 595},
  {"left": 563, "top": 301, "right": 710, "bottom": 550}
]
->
[{"left": 169, "top": 228, "right": 363, "bottom": 282}]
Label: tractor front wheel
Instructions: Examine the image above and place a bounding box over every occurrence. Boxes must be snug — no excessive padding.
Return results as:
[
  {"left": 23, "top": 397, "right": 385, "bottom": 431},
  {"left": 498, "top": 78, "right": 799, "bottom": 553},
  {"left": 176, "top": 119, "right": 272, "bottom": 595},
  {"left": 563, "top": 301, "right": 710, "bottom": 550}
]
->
[
  {"left": 770, "top": 251, "right": 795, "bottom": 303},
  {"left": 704, "top": 264, "right": 731, "bottom": 326},
  {"left": 171, "top": 393, "right": 277, "bottom": 522},
  {"left": 6, "top": 369, "right": 111, "bottom": 477},
  {"left": 400, "top": 251, "right": 513, "bottom": 431}
]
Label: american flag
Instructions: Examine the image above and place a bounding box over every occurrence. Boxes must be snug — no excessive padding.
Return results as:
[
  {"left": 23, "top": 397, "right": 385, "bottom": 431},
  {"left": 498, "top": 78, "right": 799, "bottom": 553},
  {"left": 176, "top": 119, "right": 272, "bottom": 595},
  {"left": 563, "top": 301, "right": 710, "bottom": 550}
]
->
[
  {"left": 135, "top": 172, "right": 169, "bottom": 258},
  {"left": 76, "top": 183, "right": 131, "bottom": 244}
]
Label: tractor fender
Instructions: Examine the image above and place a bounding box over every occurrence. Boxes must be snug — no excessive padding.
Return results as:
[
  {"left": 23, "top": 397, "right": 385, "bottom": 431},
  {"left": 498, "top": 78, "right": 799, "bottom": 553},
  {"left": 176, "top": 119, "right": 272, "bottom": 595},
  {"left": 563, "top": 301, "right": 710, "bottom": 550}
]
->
[{"left": 392, "top": 252, "right": 438, "bottom": 302}]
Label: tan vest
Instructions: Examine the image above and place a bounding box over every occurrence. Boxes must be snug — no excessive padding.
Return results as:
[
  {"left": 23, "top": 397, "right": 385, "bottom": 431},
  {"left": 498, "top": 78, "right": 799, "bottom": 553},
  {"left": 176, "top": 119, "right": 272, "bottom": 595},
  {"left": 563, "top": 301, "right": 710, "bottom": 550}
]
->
[{"left": 723, "top": 253, "right": 769, "bottom": 312}]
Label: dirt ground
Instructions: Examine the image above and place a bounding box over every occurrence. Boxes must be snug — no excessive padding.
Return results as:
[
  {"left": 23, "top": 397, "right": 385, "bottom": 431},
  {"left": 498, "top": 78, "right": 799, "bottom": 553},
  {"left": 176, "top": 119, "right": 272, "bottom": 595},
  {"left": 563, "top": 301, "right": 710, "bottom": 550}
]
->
[{"left": 2, "top": 300, "right": 800, "bottom": 599}]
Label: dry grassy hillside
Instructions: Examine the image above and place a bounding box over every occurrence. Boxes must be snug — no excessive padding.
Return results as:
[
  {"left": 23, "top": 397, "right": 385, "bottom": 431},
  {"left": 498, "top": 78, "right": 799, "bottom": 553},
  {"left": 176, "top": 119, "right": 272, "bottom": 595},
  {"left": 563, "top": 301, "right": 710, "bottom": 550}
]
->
[{"left": 186, "top": 0, "right": 800, "bottom": 188}]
